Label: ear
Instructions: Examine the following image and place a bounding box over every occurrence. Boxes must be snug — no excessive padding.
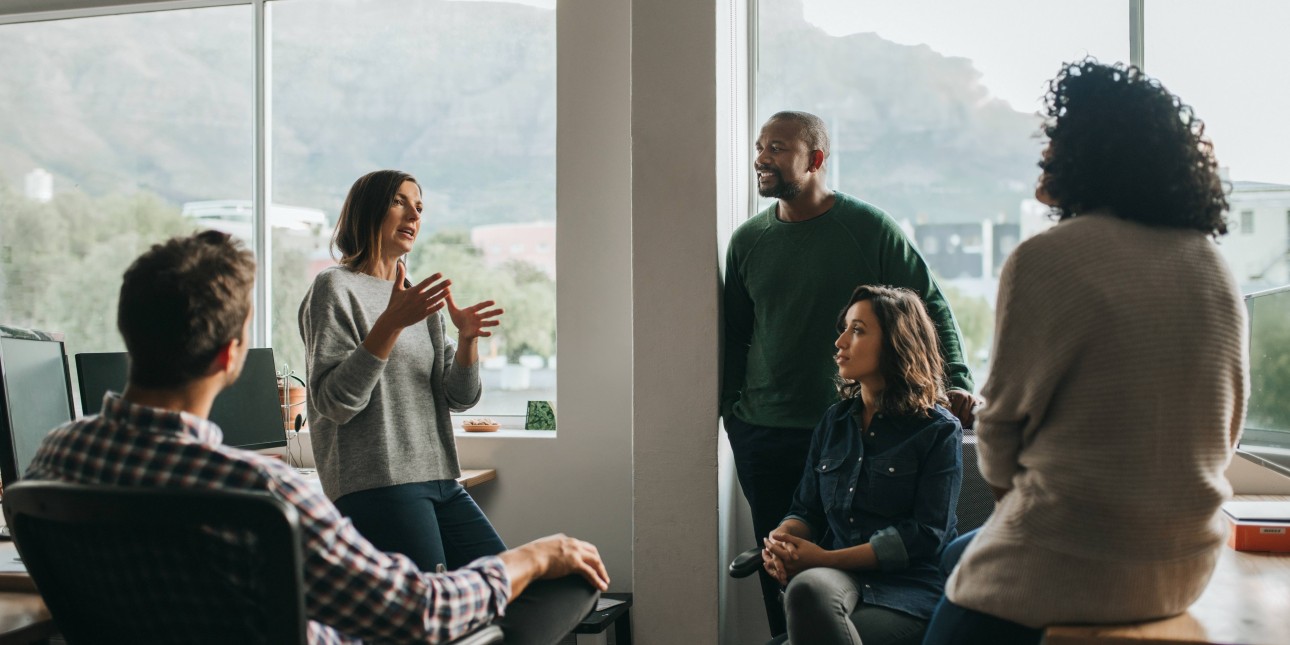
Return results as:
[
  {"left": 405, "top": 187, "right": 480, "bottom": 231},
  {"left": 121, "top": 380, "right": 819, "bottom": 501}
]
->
[
  {"left": 209, "top": 339, "right": 237, "bottom": 376},
  {"left": 809, "top": 150, "right": 825, "bottom": 173}
]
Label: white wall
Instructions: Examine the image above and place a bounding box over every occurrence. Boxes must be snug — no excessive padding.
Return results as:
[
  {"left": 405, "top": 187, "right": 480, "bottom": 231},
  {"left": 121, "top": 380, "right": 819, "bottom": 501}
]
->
[
  {"left": 456, "top": 0, "right": 635, "bottom": 593},
  {"left": 631, "top": 0, "right": 722, "bottom": 641}
]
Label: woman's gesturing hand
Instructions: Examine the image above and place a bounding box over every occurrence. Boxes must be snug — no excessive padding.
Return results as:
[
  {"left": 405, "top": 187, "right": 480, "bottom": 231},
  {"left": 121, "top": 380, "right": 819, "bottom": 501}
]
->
[
  {"left": 363, "top": 262, "right": 451, "bottom": 360},
  {"left": 446, "top": 291, "right": 504, "bottom": 341},
  {"left": 384, "top": 262, "right": 451, "bottom": 329}
]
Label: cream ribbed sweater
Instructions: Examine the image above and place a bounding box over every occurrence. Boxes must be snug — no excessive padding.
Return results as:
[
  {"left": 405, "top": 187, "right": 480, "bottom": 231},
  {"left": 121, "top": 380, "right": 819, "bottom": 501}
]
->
[{"left": 946, "top": 213, "right": 1248, "bottom": 628}]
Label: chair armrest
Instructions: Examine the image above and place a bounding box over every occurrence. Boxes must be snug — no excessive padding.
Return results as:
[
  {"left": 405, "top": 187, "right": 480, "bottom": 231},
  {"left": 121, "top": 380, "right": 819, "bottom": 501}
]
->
[{"left": 728, "top": 546, "right": 764, "bottom": 578}]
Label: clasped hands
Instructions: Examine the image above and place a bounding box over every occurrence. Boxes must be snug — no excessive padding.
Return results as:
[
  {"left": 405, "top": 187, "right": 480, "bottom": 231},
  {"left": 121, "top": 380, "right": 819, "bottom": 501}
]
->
[
  {"left": 762, "top": 530, "right": 829, "bottom": 585},
  {"left": 385, "top": 261, "right": 503, "bottom": 340}
]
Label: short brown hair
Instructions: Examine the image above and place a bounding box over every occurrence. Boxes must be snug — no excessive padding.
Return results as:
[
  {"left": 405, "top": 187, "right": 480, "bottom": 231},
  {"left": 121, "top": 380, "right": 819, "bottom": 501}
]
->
[
  {"left": 835, "top": 285, "right": 946, "bottom": 416},
  {"left": 117, "top": 230, "right": 256, "bottom": 388},
  {"left": 332, "top": 170, "right": 419, "bottom": 270}
]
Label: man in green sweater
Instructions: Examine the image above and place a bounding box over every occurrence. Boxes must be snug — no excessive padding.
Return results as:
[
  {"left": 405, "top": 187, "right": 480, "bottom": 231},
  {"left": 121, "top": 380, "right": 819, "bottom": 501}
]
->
[{"left": 722, "top": 111, "right": 978, "bottom": 636}]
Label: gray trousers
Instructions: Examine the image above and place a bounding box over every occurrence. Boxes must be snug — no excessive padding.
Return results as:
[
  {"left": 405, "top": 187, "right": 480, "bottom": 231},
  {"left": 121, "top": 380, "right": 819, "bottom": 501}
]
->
[
  {"left": 497, "top": 576, "right": 600, "bottom": 645},
  {"left": 766, "top": 568, "right": 926, "bottom": 645}
]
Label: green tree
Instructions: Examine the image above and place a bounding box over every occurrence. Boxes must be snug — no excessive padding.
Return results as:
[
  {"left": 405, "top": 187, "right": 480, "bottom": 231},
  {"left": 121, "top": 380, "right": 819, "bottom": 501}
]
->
[
  {"left": 407, "top": 230, "right": 555, "bottom": 363},
  {"left": 0, "top": 186, "right": 190, "bottom": 371},
  {"left": 940, "top": 283, "right": 995, "bottom": 382},
  {"left": 271, "top": 229, "right": 321, "bottom": 380},
  {"left": 1249, "top": 297, "right": 1290, "bottom": 434}
]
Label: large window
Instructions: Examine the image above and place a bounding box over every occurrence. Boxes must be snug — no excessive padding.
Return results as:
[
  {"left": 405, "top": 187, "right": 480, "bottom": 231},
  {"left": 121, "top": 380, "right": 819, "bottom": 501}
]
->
[
  {"left": 268, "top": 0, "right": 556, "bottom": 420},
  {"left": 1150, "top": 0, "right": 1290, "bottom": 292},
  {"left": 0, "top": 6, "right": 254, "bottom": 408},
  {"left": 0, "top": 0, "right": 556, "bottom": 424},
  {"left": 757, "top": 0, "right": 1127, "bottom": 381}
]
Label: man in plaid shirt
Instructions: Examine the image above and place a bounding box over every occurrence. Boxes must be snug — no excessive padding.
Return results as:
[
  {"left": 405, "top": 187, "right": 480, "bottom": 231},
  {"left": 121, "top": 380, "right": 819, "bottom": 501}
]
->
[{"left": 26, "top": 230, "right": 608, "bottom": 644}]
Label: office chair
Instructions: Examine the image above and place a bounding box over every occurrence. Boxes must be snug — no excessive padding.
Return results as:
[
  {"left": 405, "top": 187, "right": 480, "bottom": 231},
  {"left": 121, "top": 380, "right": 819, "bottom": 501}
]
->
[
  {"left": 955, "top": 433, "right": 995, "bottom": 533},
  {"left": 3, "top": 482, "right": 503, "bottom": 645},
  {"left": 729, "top": 435, "right": 996, "bottom": 578}
]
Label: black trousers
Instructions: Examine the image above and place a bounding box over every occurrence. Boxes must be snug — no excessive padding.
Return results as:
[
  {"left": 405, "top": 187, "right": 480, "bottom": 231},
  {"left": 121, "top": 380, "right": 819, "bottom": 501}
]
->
[{"left": 725, "top": 413, "right": 815, "bottom": 638}]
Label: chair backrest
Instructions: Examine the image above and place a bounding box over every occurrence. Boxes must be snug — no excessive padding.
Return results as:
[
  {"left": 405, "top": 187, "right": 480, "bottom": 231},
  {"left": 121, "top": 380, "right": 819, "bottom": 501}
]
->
[
  {"left": 957, "top": 435, "right": 995, "bottom": 533},
  {"left": 2, "top": 481, "right": 306, "bottom": 645}
]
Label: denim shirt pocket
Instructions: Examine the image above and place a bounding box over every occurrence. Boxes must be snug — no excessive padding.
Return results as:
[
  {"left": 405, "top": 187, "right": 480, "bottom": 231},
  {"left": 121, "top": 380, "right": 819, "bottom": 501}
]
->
[
  {"left": 815, "top": 458, "right": 846, "bottom": 509},
  {"left": 864, "top": 456, "right": 919, "bottom": 517}
]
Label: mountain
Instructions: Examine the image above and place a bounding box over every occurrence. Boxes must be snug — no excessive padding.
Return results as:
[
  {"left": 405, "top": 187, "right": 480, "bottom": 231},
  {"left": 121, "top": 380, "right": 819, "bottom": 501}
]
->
[{"left": 0, "top": 0, "right": 1036, "bottom": 226}]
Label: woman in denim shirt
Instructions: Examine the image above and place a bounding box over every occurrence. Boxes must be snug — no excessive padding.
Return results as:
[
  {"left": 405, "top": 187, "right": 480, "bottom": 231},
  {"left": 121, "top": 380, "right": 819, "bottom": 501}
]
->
[{"left": 763, "top": 285, "right": 963, "bottom": 645}]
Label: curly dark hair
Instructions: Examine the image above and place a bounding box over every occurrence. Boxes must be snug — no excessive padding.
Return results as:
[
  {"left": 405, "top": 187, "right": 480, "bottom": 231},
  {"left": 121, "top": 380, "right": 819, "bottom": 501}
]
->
[
  {"left": 834, "top": 285, "right": 947, "bottom": 417},
  {"left": 1038, "top": 58, "right": 1228, "bottom": 236}
]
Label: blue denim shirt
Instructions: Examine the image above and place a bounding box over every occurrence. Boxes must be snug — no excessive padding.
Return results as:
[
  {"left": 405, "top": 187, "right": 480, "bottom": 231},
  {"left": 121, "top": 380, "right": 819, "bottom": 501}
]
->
[{"left": 784, "top": 398, "right": 963, "bottom": 619}]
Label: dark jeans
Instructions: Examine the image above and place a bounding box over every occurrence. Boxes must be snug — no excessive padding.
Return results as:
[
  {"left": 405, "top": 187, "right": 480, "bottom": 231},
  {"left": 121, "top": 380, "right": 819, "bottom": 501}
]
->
[
  {"left": 335, "top": 479, "right": 506, "bottom": 572},
  {"left": 726, "top": 413, "right": 815, "bottom": 638},
  {"left": 920, "top": 530, "right": 1043, "bottom": 645}
]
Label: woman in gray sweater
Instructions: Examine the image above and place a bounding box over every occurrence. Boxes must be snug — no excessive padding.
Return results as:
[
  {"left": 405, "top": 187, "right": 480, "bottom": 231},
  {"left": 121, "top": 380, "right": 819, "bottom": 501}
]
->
[
  {"left": 299, "top": 169, "right": 506, "bottom": 571},
  {"left": 922, "top": 59, "right": 1247, "bottom": 644}
]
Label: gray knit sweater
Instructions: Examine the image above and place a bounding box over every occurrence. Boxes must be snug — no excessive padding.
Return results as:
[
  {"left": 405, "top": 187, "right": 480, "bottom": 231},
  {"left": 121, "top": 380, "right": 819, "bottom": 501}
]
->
[
  {"left": 298, "top": 266, "right": 481, "bottom": 500},
  {"left": 947, "top": 213, "right": 1248, "bottom": 627}
]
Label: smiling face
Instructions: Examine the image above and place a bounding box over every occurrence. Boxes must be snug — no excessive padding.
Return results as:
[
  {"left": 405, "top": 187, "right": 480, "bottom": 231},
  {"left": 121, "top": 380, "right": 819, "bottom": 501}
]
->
[
  {"left": 378, "top": 180, "right": 423, "bottom": 260},
  {"left": 835, "top": 299, "right": 884, "bottom": 386},
  {"left": 754, "top": 118, "right": 815, "bottom": 200}
]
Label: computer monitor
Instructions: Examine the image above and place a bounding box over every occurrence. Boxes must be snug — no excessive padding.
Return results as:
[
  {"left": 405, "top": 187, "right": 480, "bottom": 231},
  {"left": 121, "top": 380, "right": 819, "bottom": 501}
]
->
[
  {"left": 1237, "top": 285, "right": 1290, "bottom": 472},
  {"left": 0, "top": 327, "right": 76, "bottom": 486},
  {"left": 76, "top": 347, "right": 287, "bottom": 450}
]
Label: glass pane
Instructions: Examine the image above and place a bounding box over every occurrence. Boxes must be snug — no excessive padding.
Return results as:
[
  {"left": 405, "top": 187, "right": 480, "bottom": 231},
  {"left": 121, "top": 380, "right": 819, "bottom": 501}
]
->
[
  {"left": 1149, "top": 0, "right": 1290, "bottom": 292},
  {"left": 269, "top": 0, "right": 556, "bottom": 419},
  {"left": 757, "top": 0, "right": 1127, "bottom": 384},
  {"left": 0, "top": 7, "right": 253, "bottom": 408}
]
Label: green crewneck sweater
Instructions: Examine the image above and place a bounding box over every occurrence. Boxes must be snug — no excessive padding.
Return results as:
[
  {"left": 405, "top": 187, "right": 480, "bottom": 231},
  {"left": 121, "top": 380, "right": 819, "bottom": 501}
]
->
[{"left": 722, "top": 192, "right": 972, "bottom": 429}]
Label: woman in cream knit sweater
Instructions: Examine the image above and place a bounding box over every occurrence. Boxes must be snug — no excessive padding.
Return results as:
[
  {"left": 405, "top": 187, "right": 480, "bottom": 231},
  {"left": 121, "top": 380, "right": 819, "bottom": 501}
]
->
[{"left": 922, "top": 59, "right": 1247, "bottom": 644}]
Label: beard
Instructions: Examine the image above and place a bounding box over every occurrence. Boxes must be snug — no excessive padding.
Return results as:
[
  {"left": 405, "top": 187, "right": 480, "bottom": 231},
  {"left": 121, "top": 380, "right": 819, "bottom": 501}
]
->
[{"left": 756, "top": 169, "right": 804, "bottom": 200}]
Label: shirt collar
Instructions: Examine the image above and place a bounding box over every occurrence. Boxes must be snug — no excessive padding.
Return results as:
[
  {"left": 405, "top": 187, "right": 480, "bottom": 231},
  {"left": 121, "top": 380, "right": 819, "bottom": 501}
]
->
[{"left": 100, "top": 393, "right": 224, "bottom": 446}]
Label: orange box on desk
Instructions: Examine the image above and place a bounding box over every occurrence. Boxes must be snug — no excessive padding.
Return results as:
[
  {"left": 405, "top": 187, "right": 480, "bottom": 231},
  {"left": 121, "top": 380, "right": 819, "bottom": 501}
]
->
[{"left": 1223, "top": 500, "right": 1290, "bottom": 553}]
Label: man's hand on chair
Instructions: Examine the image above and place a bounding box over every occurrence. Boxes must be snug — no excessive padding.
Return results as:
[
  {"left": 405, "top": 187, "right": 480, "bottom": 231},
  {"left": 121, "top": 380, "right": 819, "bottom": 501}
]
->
[{"left": 498, "top": 534, "right": 611, "bottom": 600}]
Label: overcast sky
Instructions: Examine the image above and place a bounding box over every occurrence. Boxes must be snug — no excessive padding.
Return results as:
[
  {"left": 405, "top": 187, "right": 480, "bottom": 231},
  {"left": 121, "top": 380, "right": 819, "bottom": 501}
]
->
[{"left": 798, "top": 0, "right": 1289, "bottom": 183}]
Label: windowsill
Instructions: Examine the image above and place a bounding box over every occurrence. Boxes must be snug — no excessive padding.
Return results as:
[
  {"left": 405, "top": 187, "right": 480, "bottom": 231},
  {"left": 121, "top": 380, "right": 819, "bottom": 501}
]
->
[{"left": 455, "top": 429, "right": 557, "bottom": 439}]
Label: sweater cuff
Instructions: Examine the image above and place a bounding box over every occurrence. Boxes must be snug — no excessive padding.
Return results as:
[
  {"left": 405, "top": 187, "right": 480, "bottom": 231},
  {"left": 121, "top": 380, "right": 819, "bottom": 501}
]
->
[
  {"left": 977, "top": 455, "right": 1020, "bottom": 490},
  {"left": 444, "top": 359, "right": 482, "bottom": 408},
  {"left": 868, "top": 526, "right": 909, "bottom": 572}
]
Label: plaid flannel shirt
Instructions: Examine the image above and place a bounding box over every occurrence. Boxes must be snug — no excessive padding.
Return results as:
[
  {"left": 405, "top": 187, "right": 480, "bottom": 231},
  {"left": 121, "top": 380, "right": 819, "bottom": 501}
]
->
[{"left": 25, "top": 394, "right": 510, "bottom": 644}]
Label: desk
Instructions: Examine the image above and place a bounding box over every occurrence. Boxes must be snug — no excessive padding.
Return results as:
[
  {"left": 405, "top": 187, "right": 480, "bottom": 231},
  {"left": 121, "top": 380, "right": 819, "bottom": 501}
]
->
[
  {"left": 1045, "top": 495, "right": 1290, "bottom": 645},
  {"left": 296, "top": 468, "right": 497, "bottom": 498},
  {"left": 457, "top": 469, "right": 497, "bottom": 488}
]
